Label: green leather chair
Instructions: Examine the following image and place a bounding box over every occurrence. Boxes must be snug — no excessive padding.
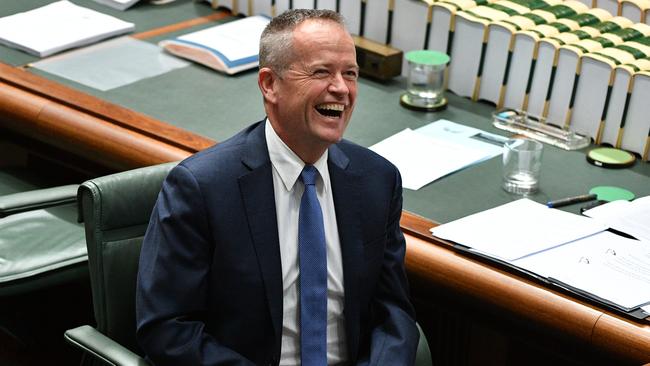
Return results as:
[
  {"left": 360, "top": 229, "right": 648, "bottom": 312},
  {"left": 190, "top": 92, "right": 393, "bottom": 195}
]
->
[
  {"left": 0, "top": 183, "right": 89, "bottom": 361},
  {"left": 64, "top": 162, "right": 432, "bottom": 366},
  {"left": 65, "top": 162, "right": 177, "bottom": 366}
]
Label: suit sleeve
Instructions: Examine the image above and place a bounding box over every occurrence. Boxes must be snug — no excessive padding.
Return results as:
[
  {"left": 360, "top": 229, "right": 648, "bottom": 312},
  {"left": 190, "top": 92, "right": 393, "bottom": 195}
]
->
[
  {"left": 135, "top": 164, "right": 255, "bottom": 366},
  {"left": 358, "top": 168, "right": 420, "bottom": 366}
]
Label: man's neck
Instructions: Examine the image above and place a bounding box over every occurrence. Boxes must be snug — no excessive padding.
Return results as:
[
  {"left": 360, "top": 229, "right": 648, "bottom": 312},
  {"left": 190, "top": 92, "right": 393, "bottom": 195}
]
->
[{"left": 267, "top": 118, "right": 328, "bottom": 164}]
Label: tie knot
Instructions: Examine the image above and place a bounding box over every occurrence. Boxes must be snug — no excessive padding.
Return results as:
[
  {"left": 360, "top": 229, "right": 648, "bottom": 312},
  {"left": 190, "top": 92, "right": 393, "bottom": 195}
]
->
[{"left": 300, "top": 165, "right": 319, "bottom": 186}]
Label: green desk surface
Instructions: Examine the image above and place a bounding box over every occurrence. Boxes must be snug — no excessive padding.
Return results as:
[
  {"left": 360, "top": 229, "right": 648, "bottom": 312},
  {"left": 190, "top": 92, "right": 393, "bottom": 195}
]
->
[
  {"left": 4, "top": 1, "right": 650, "bottom": 224},
  {"left": 32, "top": 66, "right": 650, "bottom": 223}
]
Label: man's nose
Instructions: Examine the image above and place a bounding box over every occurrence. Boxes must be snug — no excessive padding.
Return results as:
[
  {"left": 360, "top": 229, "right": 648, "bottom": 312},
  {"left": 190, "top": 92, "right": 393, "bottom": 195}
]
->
[{"left": 328, "top": 73, "right": 350, "bottom": 96}]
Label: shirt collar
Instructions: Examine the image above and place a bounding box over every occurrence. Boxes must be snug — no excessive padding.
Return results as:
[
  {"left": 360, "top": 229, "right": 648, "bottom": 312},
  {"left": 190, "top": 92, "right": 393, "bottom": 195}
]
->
[{"left": 265, "top": 119, "right": 329, "bottom": 192}]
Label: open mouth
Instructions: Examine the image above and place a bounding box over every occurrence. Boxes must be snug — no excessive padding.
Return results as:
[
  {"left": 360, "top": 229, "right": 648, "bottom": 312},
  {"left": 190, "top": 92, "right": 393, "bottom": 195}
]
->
[{"left": 316, "top": 103, "right": 344, "bottom": 118}]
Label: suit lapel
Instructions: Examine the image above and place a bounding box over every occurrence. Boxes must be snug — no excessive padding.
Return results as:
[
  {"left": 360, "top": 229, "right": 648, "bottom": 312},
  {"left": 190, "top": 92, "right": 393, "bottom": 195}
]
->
[
  {"left": 328, "top": 144, "right": 364, "bottom": 361},
  {"left": 238, "top": 121, "right": 283, "bottom": 349}
]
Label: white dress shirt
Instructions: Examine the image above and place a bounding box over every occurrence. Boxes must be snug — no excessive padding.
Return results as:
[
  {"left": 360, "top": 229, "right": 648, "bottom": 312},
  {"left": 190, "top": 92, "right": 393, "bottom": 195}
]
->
[{"left": 265, "top": 120, "right": 347, "bottom": 366}]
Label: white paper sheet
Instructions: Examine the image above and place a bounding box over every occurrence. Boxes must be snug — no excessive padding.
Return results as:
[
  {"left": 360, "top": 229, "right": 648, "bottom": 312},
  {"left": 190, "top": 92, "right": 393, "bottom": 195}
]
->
[
  {"left": 430, "top": 199, "right": 607, "bottom": 261},
  {"left": 369, "top": 128, "right": 490, "bottom": 190},
  {"left": 583, "top": 195, "right": 650, "bottom": 242},
  {"left": 369, "top": 120, "right": 506, "bottom": 190}
]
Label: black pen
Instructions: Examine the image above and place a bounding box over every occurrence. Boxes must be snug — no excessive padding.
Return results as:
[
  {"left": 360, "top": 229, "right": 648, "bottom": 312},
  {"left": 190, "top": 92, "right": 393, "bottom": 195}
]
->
[
  {"left": 580, "top": 200, "right": 606, "bottom": 213},
  {"left": 547, "top": 193, "right": 598, "bottom": 208}
]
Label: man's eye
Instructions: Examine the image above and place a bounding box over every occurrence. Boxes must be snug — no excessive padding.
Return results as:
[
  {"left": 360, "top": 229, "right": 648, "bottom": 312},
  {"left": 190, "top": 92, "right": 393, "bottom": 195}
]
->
[
  {"left": 314, "top": 69, "right": 329, "bottom": 76},
  {"left": 344, "top": 71, "right": 359, "bottom": 80}
]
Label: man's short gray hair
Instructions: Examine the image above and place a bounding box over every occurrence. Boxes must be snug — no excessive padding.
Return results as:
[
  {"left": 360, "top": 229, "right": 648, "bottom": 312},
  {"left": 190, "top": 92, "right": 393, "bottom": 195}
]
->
[{"left": 259, "top": 9, "right": 347, "bottom": 74}]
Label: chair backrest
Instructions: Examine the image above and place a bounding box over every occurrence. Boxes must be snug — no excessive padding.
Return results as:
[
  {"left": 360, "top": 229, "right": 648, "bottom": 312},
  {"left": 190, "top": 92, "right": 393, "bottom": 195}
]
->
[{"left": 78, "top": 162, "right": 176, "bottom": 355}]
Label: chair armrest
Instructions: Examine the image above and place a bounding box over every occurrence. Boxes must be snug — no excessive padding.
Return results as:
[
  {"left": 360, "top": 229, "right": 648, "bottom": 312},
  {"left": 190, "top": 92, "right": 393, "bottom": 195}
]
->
[
  {"left": 0, "top": 184, "right": 78, "bottom": 217},
  {"left": 64, "top": 325, "right": 150, "bottom": 366}
]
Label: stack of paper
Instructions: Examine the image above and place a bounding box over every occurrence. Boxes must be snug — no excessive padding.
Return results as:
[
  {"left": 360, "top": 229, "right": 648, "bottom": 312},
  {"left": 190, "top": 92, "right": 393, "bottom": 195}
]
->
[
  {"left": 160, "top": 15, "right": 270, "bottom": 75},
  {"left": 0, "top": 1, "right": 135, "bottom": 57},
  {"left": 431, "top": 198, "right": 650, "bottom": 311},
  {"left": 430, "top": 199, "right": 607, "bottom": 261}
]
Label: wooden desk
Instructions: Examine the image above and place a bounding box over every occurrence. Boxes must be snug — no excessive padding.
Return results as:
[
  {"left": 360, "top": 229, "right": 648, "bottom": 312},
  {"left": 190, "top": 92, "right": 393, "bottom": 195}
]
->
[{"left": 1, "top": 2, "right": 649, "bottom": 364}]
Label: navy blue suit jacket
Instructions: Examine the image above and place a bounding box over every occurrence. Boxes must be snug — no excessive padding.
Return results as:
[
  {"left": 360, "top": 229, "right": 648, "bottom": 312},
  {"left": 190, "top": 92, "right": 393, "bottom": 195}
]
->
[{"left": 136, "top": 120, "right": 418, "bottom": 365}]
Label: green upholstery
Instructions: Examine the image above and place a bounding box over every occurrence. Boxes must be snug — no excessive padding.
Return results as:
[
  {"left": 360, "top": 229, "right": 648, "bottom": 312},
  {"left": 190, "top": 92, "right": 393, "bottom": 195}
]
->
[
  {"left": 64, "top": 161, "right": 432, "bottom": 365},
  {"left": 416, "top": 322, "right": 433, "bottom": 366},
  {"left": 0, "top": 185, "right": 86, "bottom": 297},
  {"left": 65, "top": 162, "right": 177, "bottom": 365},
  {"left": 0, "top": 184, "right": 78, "bottom": 217}
]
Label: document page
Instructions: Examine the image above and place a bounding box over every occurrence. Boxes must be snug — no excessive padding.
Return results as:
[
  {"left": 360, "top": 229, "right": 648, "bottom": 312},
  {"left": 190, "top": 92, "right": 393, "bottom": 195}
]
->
[
  {"left": 515, "top": 231, "right": 650, "bottom": 310},
  {"left": 583, "top": 195, "right": 650, "bottom": 242},
  {"left": 430, "top": 199, "right": 607, "bottom": 261},
  {"left": 0, "top": 1, "right": 134, "bottom": 57},
  {"left": 369, "top": 128, "right": 490, "bottom": 190},
  {"left": 415, "top": 119, "right": 507, "bottom": 159}
]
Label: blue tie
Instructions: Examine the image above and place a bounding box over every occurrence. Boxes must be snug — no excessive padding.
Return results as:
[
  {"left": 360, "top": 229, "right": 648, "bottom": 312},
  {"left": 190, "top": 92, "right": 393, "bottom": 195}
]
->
[{"left": 298, "top": 165, "right": 327, "bottom": 366}]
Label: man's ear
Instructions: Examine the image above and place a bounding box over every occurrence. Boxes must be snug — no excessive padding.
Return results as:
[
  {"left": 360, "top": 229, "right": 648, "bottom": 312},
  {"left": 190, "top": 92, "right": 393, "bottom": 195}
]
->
[{"left": 258, "top": 67, "right": 278, "bottom": 104}]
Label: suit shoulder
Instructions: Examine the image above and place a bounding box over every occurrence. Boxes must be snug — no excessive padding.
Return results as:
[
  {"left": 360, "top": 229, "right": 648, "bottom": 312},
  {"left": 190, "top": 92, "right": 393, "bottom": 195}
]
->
[{"left": 174, "top": 121, "right": 263, "bottom": 182}]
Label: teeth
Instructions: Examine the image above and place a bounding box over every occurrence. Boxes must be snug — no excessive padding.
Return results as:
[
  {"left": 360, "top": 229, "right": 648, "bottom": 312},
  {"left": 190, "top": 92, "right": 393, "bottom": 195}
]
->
[{"left": 317, "top": 103, "right": 344, "bottom": 111}]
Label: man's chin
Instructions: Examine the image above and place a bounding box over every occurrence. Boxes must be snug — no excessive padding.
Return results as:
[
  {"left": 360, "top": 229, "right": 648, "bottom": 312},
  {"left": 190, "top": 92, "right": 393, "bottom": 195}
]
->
[
  {"left": 316, "top": 128, "right": 346, "bottom": 145},
  {"left": 310, "top": 115, "right": 349, "bottom": 143}
]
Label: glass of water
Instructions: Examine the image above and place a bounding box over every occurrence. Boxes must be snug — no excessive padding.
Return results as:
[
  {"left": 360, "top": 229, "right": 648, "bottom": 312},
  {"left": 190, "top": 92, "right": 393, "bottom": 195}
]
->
[
  {"left": 400, "top": 50, "right": 449, "bottom": 112},
  {"left": 502, "top": 138, "right": 543, "bottom": 194}
]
